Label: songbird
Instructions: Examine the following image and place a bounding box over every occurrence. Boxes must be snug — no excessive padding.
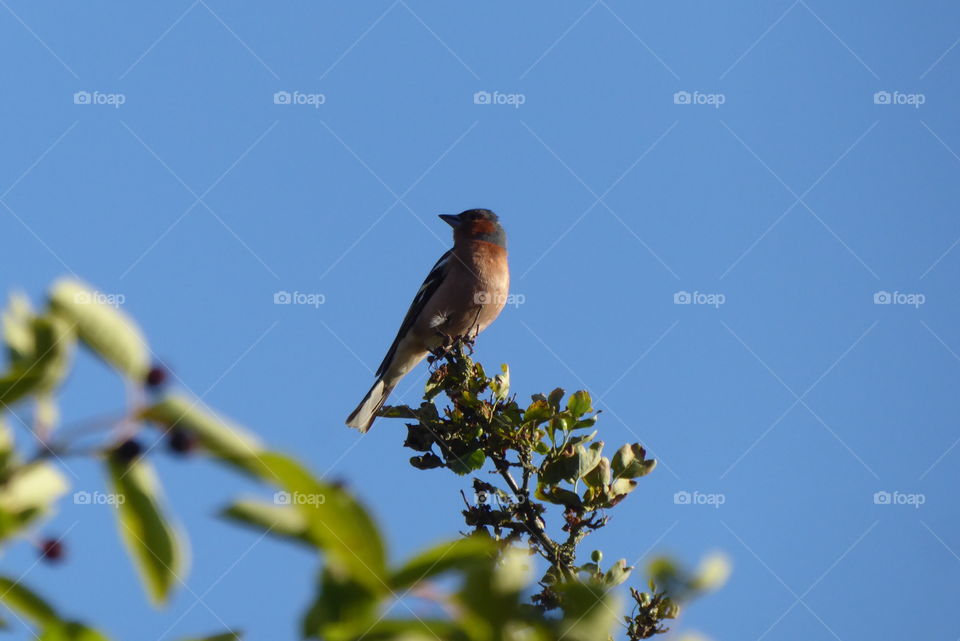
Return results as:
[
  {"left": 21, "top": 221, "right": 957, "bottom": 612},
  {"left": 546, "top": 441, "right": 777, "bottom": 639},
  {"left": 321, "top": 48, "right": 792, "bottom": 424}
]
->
[{"left": 346, "top": 209, "right": 509, "bottom": 432}]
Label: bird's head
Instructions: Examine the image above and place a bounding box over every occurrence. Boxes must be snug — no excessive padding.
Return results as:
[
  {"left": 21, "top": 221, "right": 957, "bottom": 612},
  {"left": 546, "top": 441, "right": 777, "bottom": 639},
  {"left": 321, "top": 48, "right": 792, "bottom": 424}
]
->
[{"left": 439, "top": 209, "right": 506, "bottom": 248}]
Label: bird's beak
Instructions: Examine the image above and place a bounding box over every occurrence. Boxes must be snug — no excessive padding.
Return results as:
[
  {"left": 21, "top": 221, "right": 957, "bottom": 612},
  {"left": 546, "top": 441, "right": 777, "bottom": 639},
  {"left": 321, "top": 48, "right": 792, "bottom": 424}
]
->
[{"left": 439, "top": 214, "right": 461, "bottom": 228}]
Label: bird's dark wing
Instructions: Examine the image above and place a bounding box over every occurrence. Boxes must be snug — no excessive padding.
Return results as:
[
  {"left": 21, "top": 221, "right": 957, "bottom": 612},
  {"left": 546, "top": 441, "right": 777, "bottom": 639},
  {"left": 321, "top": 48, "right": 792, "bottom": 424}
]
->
[{"left": 376, "top": 250, "right": 452, "bottom": 378}]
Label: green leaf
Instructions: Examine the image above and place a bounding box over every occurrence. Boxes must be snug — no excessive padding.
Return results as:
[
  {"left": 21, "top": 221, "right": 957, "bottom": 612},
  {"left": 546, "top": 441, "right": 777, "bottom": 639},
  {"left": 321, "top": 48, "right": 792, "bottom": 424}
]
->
[
  {"left": 0, "top": 371, "right": 45, "bottom": 408},
  {"left": 603, "top": 559, "right": 633, "bottom": 586},
  {"left": 140, "top": 395, "right": 264, "bottom": 475},
  {"left": 490, "top": 364, "right": 510, "bottom": 401},
  {"left": 574, "top": 442, "right": 603, "bottom": 480},
  {"left": 611, "top": 443, "right": 655, "bottom": 479},
  {"left": 0, "top": 576, "right": 60, "bottom": 625},
  {"left": 446, "top": 448, "right": 485, "bottom": 476},
  {"left": 0, "top": 316, "right": 75, "bottom": 407},
  {"left": 523, "top": 399, "right": 552, "bottom": 425},
  {"left": 608, "top": 478, "right": 638, "bottom": 503},
  {"left": 220, "top": 498, "right": 312, "bottom": 546},
  {"left": 689, "top": 553, "right": 732, "bottom": 592},
  {"left": 107, "top": 457, "right": 184, "bottom": 606},
  {"left": 536, "top": 484, "right": 583, "bottom": 509},
  {"left": 175, "top": 632, "right": 241, "bottom": 641},
  {"left": 0, "top": 461, "right": 68, "bottom": 517},
  {"left": 546, "top": 387, "right": 565, "bottom": 410},
  {"left": 48, "top": 278, "right": 148, "bottom": 379},
  {"left": 554, "top": 580, "right": 621, "bottom": 641},
  {"left": 378, "top": 405, "right": 418, "bottom": 419},
  {"left": 389, "top": 536, "right": 495, "bottom": 590},
  {"left": 302, "top": 567, "right": 378, "bottom": 640},
  {"left": 244, "top": 452, "right": 388, "bottom": 595},
  {"left": 582, "top": 456, "right": 611, "bottom": 489},
  {"left": 566, "top": 430, "right": 597, "bottom": 447},
  {"left": 2, "top": 292, "right": 34, "bottom": 365},
  {"left": 329, "top": 619, "right": 465, "bottom": 641},
  {"left": 566, "top": 391, "right": 593, "bottom": 418},
  {"left": 39, "top": 622, "right": 112, "bottom": 641}
]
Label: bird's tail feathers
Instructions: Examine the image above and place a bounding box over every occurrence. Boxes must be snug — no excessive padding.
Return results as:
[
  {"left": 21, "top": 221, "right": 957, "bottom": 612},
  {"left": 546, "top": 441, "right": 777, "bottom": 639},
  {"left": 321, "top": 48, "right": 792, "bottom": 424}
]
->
[{"left": 345, "top": 378, "right": 395, "bottom": 432}]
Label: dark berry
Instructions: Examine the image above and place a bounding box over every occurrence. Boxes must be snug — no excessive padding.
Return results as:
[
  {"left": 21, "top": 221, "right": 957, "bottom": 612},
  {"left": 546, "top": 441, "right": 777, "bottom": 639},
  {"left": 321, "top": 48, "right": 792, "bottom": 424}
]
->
[
  {"left": 167, "top": 429, "right": 196, "bottom": 455},
  {"left": 145, "top": 365, "right": 167, "bottom": 388},
  {"left": 112, "top": 439, "right": 142, "bottom": 462},
  {"left": 39, "top": 538, "right": 64, "bottom": 562}
]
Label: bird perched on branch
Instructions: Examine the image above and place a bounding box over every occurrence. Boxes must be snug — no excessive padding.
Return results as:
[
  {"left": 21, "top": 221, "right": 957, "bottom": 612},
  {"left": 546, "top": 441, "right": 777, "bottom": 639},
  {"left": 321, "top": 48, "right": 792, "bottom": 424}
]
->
[{"left": 346, "top": 209, "right": 509, "bottom": 432}]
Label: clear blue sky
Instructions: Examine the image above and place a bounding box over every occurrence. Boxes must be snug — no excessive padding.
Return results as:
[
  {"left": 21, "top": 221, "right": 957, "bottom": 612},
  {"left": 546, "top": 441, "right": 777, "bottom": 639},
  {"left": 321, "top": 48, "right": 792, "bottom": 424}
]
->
[{"left": 1, "top": 2, "right": 958, "bottom": 639}]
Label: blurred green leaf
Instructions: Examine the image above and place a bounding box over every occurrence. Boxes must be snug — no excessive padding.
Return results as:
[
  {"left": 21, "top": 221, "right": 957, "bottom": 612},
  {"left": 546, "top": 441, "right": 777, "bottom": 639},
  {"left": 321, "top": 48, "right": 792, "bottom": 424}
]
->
[
  {"left": 554, "top": 581, "right": 621, "bottom": 641},
  {"left": 140, "top": 395, "right": 264, "bottom": 475},
  {"left": 220, "top": 498, "right": 312, "bottom": 546},
  {"left": 176, "top": 632, "right": 241, "bottom": 641},
  {"left": 38, "top": 622, "right": 111, "bottom": 641},
  {"left": 0, "top": 316, "right": 75, "bottom": 407},
  {"left": 48, "top": 279, "right": 148, "bottom": 379},
  {"left": 107, "top": 457, "right": 184, "bottom": 606},
  {"left": 0, "top": 576, "right": 59, "bottom": 626},
  {"left": 2, "top": 292, "right": 34, "bottom": 365},
  {"left": 390, "top": 536, "right": 495, "bottom": 590},
  {"left": 689, "top": 553, "right": 732, "bottom": 593},
  {"left": 302, "top": 567, "right": 378, "bottom": 641},
  {"left": 330, "top": 619, "right": 465, "bottom": 641},
  {"left": 0, "top": 461, "right": 68, "bottom": 515},
  {"left": 245, "top": 452, "right": 388, "bottom": 595}
]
